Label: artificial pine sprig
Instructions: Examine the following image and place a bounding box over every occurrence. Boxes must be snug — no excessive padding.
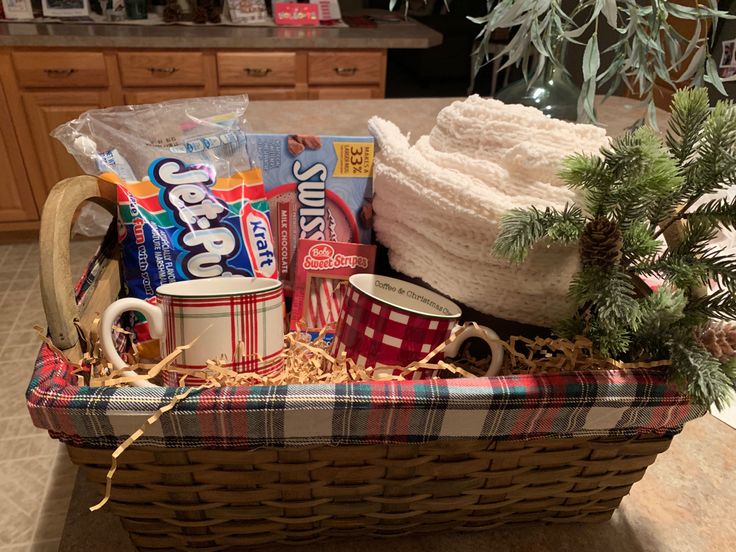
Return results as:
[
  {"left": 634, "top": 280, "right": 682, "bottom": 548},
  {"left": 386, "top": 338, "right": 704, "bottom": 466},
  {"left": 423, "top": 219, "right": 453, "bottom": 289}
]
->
[
  {"left": 493, "top": 204, "right": 585, "bottom": 263},
  {"left": 493, "top": 88, "right": 736, "bottom": 408}
]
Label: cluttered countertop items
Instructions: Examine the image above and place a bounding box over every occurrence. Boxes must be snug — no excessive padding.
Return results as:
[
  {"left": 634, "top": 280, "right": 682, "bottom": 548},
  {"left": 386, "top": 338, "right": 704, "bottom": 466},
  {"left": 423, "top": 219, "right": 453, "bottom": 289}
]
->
[{"left": 0, "top": 8, "right": 442, "bottom": 49}]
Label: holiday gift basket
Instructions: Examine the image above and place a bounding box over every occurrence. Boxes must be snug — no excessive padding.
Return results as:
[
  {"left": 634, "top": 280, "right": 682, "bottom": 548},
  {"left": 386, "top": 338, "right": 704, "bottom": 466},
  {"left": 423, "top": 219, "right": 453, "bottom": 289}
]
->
[{"left": 27, "top": 91, "right": 734, "bottom": 551}]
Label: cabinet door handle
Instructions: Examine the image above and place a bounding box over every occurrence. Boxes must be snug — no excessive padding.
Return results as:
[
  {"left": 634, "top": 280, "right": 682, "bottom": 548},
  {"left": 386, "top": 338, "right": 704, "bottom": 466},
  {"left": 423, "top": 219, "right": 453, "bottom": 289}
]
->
[
  {"left": 334, "top": 67, "right": 358, "bottom": 76},
  {"left": 148, "top": 67, "right": 178, "bottom": 74},
  {"left": 44, "top": 68, "right": 76, "bottom": 77},
  {"left": 245, "top": 68, "right": 272, "bottom": 77}
]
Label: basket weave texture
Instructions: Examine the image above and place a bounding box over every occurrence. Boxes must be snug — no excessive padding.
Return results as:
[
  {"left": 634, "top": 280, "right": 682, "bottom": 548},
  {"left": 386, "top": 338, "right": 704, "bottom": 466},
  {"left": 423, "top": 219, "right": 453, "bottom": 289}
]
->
[{"left": 68, "top": 434, "right": 670, "bottom": 550}]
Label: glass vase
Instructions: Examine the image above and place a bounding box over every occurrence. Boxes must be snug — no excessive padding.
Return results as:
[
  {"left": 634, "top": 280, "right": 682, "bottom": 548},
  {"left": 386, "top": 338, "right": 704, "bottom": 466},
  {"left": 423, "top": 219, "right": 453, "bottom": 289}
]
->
[
  {"left": 496, "top": 43, "right": 581, "bottom": 122},
  {"left": 124, "top": 0, "right": 148, "bottom": 19}
]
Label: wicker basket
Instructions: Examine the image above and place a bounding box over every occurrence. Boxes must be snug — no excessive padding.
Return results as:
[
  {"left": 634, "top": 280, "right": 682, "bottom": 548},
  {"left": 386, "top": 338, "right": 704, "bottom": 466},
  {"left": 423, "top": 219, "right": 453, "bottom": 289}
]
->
[
  {"left": 64, "top": 435, "right": 671, "bottom": 551},
  {"left": 30, "top": 176, "right": 702, "bottom": 551}
]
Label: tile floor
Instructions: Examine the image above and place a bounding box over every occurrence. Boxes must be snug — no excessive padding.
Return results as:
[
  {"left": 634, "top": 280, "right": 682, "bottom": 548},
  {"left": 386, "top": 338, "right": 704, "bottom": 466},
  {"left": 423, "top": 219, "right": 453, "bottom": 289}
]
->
[{"left": 0, "top": 239, "right": 99, "bottom": 552}]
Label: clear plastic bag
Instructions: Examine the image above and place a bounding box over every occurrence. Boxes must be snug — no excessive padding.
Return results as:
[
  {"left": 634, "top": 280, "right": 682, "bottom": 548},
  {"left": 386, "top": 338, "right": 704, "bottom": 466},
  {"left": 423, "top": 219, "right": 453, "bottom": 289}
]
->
[
  {"left": 52, "top": 95, "right": 255, "bottom": 183},
  {"left": 73, "top": 202, "right": 114, "bottom": 238},
  {"left": 52, "top": 95, "right": 277, "bottom": 340}
]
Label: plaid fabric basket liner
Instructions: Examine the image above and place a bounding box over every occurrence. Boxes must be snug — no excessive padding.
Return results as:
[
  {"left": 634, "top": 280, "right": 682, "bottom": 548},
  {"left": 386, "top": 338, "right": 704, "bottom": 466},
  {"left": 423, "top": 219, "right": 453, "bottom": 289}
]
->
[
  {"left": 27, "top": 344, "right": 705, "bottom": 449},
  {"left": 28, "top": 238, "right": 705, "bottom": 449}
]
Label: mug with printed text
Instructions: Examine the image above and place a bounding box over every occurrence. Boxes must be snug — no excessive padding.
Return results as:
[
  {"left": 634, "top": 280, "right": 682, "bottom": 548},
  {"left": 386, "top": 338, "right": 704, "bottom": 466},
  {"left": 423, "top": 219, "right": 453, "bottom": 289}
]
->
[
  {"left": 100, "top": 277, "right": 284, "bottom": 386},
  {"left": 331, "top": 274, "right": 504, "bottom": 379}
]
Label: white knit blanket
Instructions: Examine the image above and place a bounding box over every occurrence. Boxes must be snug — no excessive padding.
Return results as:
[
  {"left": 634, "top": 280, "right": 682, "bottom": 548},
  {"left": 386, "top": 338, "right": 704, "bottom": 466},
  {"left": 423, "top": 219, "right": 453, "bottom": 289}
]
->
[{"left": 368, "top": 95, "right": 610, "bottom": 327}]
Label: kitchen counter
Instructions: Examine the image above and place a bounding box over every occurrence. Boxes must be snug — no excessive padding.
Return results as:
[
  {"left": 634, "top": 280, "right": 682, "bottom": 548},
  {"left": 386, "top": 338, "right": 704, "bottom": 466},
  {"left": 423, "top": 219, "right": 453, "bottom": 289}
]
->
[
  {"left": 0, "top": 15, "right": 442, "bottom": 49},
  {"left": 241, "top": 95, "right": 667, "bottom": 137}
]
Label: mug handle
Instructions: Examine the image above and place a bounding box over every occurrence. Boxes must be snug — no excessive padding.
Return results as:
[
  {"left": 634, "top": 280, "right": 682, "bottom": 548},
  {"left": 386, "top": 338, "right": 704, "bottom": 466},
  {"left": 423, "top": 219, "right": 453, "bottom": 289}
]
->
[
  {"left": 99, "top": 298, "right": 164, "bottom": 387},
  {"left": 444, "top": 325, "right": 505, "bottom": 377}
]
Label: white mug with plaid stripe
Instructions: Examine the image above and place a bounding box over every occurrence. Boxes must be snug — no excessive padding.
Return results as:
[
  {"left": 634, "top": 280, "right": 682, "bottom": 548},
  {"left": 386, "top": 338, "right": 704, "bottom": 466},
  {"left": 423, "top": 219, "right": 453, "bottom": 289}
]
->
[
  {"left": 332, "top": 274, "right": 504, "bottom": 380},
  {"left": 100, "top": 277, "right": 284, "bottom": 387}
]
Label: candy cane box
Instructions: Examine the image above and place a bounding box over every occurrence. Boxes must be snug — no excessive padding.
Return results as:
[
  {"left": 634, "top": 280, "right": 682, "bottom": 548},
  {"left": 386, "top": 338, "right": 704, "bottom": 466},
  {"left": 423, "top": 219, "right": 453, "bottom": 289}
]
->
[
  {"left": 248, "top": 134, "right": 374, "bottom": 293},
  {"left": 290, "top": 239, "right": 377, "bottom": 331}
]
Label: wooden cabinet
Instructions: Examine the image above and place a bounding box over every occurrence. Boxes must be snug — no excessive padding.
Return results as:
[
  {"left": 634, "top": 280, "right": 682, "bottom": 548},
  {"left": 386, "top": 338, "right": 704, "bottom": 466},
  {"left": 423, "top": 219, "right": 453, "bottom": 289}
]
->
[
  {"left": 118, "top": 52, "right": 207, "bottom": 87},
  {"left": 22, "top": 91, "right": 113, "bottom": 197},
  {"left": 217, "top": 52, "right": 298, "bottom": 87},
  {"left": 124, "top": 89, "right": 204, "bottom": 105},
  {"left": 0, "top": 81, "right": 38, "bottom": 223},
  {"left": 219, "top": 87, "right": 299, "bottom": 100},
  {"left": 12, "top": 51, "right": 109, "bottom": 89},
  {"left": 0, "top": 46, "right": 388, "bottom": 232},
  {"left": 308, "top": 87, "right": 380, "bottom": 100},
  {"left": 308, "top": 51, "right": 384, "bottom": 85}
]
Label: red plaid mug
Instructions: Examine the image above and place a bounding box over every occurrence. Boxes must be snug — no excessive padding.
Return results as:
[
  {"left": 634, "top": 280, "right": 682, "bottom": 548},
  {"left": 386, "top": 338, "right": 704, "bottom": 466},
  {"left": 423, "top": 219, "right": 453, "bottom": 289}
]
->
[
  {"left": 332, "top": 274, "right": 504, "bottom": 379},
  {"left": 99, "top": 277, "right": 284, "bottom": 387}
]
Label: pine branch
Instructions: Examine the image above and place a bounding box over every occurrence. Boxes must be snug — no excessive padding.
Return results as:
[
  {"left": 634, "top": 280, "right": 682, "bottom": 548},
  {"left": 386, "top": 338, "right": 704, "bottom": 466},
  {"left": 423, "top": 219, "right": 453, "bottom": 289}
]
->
[
  {"left": 569, "top": 266, "right": 643, "bottom": 356},
  {"left": 599, "top": 128, "right": 683, "bottom": 228},
  {"left": 629, "top": 287, "right": 687, "bottom": 361},
  {"left": 653, "top": 92, "right": 736, "bottom": 236},
  {"left": 685, "top": 196, "right": 736, "bottom": 232},
  {"left": 686, "top": 100, "right": 736, "bottom": 199},
  {"left": 554, "top": 315, "right": 586, "bottom": 340},
  {"left": 674, "top": 218, "right": 720, "bottom": 257},
  {"left": 635, "top": 251, "right": 736, "bottom": 296},
  {"left": 669, "top": 340, "right": 734, "bottom": 410},
  {"left": 559, "top": 128, "right": 682, "bottom": 226},
  {"left": 684, "top": 290, "right": 736, "bottom": 322},
  {"left": 593, "top": 325, "right": 632, "bottom": 359},
  {"left": 665, "top": 88, "right": 710, "bottom": 170},
  {"left": 492, "top": 207, "right": 554, "bottom": 264},
  {"left": 558, "top": 153, "right": 610, "bottom": 215},
  {"left": 695, "top": 249, "right": 736, "bottom": 291},
  {"left": 622, "top": 221, "right": 662, "bottom": 263},
  {"left": 636, "top": 215, "right": 736, "bottom": 292},
  {"left": 493, "top": 204, "right": 584, "bottom": 263},
  {"left": 547, "top": 204, "right": 586, "bottom": 243}
]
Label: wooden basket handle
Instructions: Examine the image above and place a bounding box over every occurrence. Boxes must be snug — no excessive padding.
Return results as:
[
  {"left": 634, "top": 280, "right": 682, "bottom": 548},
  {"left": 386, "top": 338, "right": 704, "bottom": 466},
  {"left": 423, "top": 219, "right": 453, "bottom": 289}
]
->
[{"left": 40, "top": 176, "right": 116, "bottom": 351}]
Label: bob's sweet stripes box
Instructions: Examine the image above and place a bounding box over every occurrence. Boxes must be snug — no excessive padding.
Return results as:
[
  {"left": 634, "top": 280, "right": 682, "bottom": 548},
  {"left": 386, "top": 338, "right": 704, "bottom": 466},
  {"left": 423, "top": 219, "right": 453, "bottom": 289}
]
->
[
  {"left": 290, "top": 239, "right": 377, "bottom": 332},
  {"left": 249, "top": 134, "right": 374, "bottom": 294}
]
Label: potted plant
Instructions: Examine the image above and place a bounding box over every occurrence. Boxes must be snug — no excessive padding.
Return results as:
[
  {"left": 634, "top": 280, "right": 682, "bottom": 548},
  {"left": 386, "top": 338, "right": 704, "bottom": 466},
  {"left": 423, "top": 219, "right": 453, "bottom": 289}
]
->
[{"left": 460, "top": 1, "right": 734, "bottom": 123}]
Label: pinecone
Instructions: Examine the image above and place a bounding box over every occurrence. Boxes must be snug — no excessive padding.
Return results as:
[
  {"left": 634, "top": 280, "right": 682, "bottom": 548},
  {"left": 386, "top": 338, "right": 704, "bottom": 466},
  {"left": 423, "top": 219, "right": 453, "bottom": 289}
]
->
[
  {"left": 695, "top": 320, "right": 736, "bottom": 363},
  {"left": 580, "top": 216, "right": 623, "bottom": 268}
]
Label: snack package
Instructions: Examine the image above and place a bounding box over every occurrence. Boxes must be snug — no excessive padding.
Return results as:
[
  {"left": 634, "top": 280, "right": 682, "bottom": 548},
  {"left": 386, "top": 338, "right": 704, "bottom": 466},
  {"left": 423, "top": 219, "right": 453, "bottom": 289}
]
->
[
  {"left": 291, "top": 239, "right": 376, "bottom": 331},
  {"left": 249, "top": 133, "right": 374, "bottom": 293},
  {"left": 53, "top": 96, "right": 277, "bottom": 339}
]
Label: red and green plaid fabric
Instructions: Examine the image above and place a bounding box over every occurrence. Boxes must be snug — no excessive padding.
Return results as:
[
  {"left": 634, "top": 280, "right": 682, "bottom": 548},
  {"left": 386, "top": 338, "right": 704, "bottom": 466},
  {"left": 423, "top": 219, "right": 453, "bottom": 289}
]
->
[{"left": 27, "top": 343, "right": 705, "bottom": 449}]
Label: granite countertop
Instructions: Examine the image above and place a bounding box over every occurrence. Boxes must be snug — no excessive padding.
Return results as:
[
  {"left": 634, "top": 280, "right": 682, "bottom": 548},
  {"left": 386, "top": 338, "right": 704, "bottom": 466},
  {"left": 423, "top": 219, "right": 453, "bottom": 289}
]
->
[
  {"left": 0, "top": 13, "right": 443, "bottom": 49},
  {"left": 245, "top": 95, "right": 668, "bottom": 137}
]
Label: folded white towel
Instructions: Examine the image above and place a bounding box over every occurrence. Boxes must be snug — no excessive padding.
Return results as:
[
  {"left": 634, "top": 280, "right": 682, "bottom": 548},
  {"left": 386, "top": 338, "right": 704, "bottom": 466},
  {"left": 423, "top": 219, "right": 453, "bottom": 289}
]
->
[{"left": 368, "top": 95, "right": 610, "bottom": 328}]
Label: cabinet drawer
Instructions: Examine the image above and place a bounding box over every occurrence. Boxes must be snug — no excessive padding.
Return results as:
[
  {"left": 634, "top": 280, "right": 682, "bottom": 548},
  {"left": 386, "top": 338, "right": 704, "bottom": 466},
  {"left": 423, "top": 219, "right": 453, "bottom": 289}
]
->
[
  {"left": 217, "top": 53, "right": 296, "bottom": 86},
  {"left": 308, "top": 52, "right": 383, "bottom": 85},
  {"left": 118, "top": 52, "right": 205, "bottom": 87},
  {"left": 124, "top": 89, "right": 204, "bottom": 105},
  {"left": 308, "top": 87, "right": 379, "bottom": 100},
  {"left": 12, "top": 52, "right": 108, "bottom": 88},
  {"left": 220, "top": 87, "right": 299, "bottom": 101}
]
